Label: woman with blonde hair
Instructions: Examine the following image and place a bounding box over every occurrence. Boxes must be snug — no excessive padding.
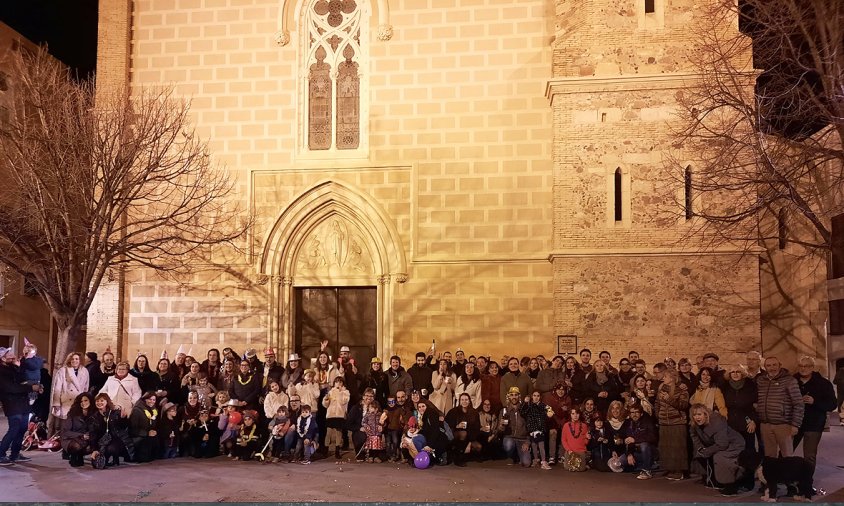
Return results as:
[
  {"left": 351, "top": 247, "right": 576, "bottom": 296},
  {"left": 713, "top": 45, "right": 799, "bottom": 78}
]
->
[
  {"left": 689, "top": 403, "right": 747, "bottom": 495},
  {"left": 721, "top": 364, "right": 758, "bottom": 451},
  {"left": 655, "top": 369, "right": 689, "bottom": 481},
  {"left": 99, "top": 361, "right": 141, "bottom": 414},
  {"left": 50, "top": 352, "right": 90, "bottom": 436}
]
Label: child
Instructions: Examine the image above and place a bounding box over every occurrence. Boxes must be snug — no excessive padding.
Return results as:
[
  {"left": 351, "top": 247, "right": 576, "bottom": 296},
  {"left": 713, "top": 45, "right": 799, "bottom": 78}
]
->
[
  {"left": 400, "top": 416, "right": 424, "bottom": 460},
  {"left": 189, "top": 409, "right": 220, "bottom": 458},
  {"left": 263, "top": 380, "right": 289, "bottom": 421},
  {"left": 291, "top": 404, "right": 318, "bottom": 465},
  {"left": 232, "top": 410, "right": 264, "bottom": 461},
  {"left": 362, "top": 400, "right": 386, "bottom": 463},
  {"left": 212, "top": 391, "right": 230, "bottom": 421},
  {"left": 289, "top": 369, "right": 320, "bottom": 413},
  {"left": 158, "top": 402, "right": 180, "bottom": 459},
  {"left": 384, "top": 396, "right": 404, "bottom": 462},
  {"left": 561, "top": 406, "right": 589, "bottom": 472},
  {"left": 219, "top": 399, "right": 242, "bottom": 457},
  {"left": 321, "top": 376, "right": 350, "bottom": 461},
  {"left": 189, "top": 372, "right": 217, "bottom": 409},
  {"left": 20, "top": 338, "right": 45, "bottom": 405},
  {"left": 268, "top": 405, "right": 291, "bottom": 462},
  {"left": 521, "top": 391, "right": 553, "bottom": 470},
  {"left": 588, "top": 416, "right": 613, "bottom": 472}
]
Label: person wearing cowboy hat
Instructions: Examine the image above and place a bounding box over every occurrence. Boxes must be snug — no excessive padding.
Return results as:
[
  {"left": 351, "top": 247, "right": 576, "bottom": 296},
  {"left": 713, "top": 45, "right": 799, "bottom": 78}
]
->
[
  {"left": 336, "top": 346, "right": 362, "bottom": 405},
  {"left": 500, "top": 385, "right": 531, "bottom": 467},
  {"left": 262, "top": 347, "right": 283, "bottom": 386},
  {"left": 281, "top": 353, "right": 304, "bottom": 391},
  {"left": 243, "top": 348, "right": 264, "bottom": 378}
]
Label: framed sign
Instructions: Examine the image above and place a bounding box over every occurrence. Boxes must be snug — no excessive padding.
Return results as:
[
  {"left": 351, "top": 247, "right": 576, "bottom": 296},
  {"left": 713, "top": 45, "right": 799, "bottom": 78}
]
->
[{"left": 556, "top": 334, "right": 578, "bottom": 355}]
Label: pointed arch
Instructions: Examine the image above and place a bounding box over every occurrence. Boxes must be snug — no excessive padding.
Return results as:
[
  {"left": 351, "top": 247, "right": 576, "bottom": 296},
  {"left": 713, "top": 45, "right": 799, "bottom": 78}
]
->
[{"left": 275, "top": 0, "right": 393, "bottom": 46}]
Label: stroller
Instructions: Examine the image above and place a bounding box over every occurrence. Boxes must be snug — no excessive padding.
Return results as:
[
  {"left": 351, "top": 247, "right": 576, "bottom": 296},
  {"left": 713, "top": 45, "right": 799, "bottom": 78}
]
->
[{"left": 21, "top": 417, "right": 60, "bottom": 452}]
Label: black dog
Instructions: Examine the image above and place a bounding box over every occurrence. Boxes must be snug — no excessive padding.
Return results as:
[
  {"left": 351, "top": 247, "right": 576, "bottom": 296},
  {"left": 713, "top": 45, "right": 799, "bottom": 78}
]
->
[{"left": 753, "top": 456, "right": 814, "bottom": 502}]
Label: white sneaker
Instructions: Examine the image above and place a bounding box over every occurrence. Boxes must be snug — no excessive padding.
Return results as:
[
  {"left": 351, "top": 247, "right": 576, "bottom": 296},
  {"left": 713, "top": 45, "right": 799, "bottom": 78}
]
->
[{"left": 637, "top": 470, "right": 652, "bottom": 480}]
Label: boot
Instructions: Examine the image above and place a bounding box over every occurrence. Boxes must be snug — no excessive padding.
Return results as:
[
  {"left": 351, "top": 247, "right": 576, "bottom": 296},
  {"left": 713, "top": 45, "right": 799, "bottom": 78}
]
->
[
  {"left": 69, "top": 454, "right": 83, "bottom": 467},
  {"left": 335, "top": 447, "right": 342, "bottom": 460}
]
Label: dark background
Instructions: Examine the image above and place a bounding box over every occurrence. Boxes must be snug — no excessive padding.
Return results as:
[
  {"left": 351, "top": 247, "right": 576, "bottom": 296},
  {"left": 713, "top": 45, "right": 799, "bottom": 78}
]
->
[{"left": 0, "top": 0, "right": 98, "bottom": 79}]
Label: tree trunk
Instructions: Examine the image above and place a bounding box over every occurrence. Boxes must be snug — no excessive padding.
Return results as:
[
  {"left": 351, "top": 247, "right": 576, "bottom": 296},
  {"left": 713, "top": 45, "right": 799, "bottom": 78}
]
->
[{"left": 52, "top": 320, "right": 86, "bottom": 370}]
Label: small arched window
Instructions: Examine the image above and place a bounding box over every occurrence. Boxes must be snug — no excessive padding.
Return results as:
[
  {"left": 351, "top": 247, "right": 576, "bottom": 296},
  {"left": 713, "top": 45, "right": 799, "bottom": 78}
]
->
[
  {"left": 614, "top": 168, "right": 623, "bottom": 222},
  {"left": 777, "top": 208, "right": 787, "bottom": 250},
  {"left": 684, "top": 166, "right": 693, "bottom": 220}
]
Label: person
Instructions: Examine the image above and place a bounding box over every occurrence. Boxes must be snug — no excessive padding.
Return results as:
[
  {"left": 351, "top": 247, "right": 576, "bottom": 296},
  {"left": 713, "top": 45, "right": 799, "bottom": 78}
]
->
[
  {"left": 445, "top": 393, "right": 481, "bottom": 467},
  {"left": 281, "top": 353, "right": 304, "bottom": 391},
  {"left": 430, "top": 359, "right": 456, "bottom": 415},
  {"left": 50, "top": 352, "right": 90, "bottom": 437},
  {"left": 314, "top": 351, "right": 340, "bottom": 391},
  {"left": 536, "top": 355, "right": 565, "bottom": 395},
  {"left": 452, "top": 348, "right": 468, "bottom": 377},
  {"left": 200, "top": 348, "right": 222, "bottom": 387},
  {"left": 655, "top": 368, "right": 689, "bottom": 481},
  {"left": 229, "top": 359, "right": 261, "bottom": 410},
  {"left": 244, "top": 348, "right": 264, "bottom": 378},
  {"left": 689, "top": 404, "right": 747, "bottom": 495},
  {"left": 232, "top": 410, "right": 264, "bottom": 461},
  {"left": 408, "top": 351, "right": 434, "bottom": 395},
  {"left": 219, "top": 399, "right": 242, "bottom": 457},
  {"left": 180, "top": 361, "right": 201, "bottom": 398},
  {"left": 19, "top": 339, "right": 45, "bottom": 406},
  {"left": 578, "top": 348, "right": 593, "bottom": 374},
  {"left": 500, "top": 357, "right": 532, "bottom": 408},
  {"left": 90, "top": 350, "right": 115, "bottom": 394},
  {"left": 455, "top": 361, "right": 482, "bottom": 409},
  {"left": 690, "top": 367, "right": 727, "bottom": 416},
  {"left": 268, "top": 405, "right": 291, "bottom": 462},
  {"left": 85, "top": 352, "right": 102, "bottom": 395},
  {"left": 129, "top": 392, "right": 159, "bottom": 463},
  {"left": 158, "top": 402, "right": 180, "bottom": 459},
  {"left": 702, "top": 353, "right": 725, "bottom": 389},
  {"left": 543, "top": 381, "right": 572, "bottom": 465},
  {"left": 605, "top": 400, "right": 629, "bottom": 465},
  {"left": 263, "top": 380, "right": 289, "bottom": 420},
  {"left": 336, "top": 346, "right": 362, "bottom": 404},
  {"left": 526, "top": 358, "right": 541, "bottom": 387},
  {"left": 384, "top": 394, "right": 408, "bottom": 462},
  {"left": 99, "top": 361, "right": 142, "bottom": 414},
  {"left": 628, "top": 374, "right": 654, "bottom": 416},
  {"left": 579, "top": 359, "right": 621, "bottom": 415},
  {"left": 721, "top": 364, "right": 758, "bottom": 452},
  {"left": 618, "top": 358, "right": 636, "bottom": 387},
  {"left": 130, "top": 354, "right": 156, "bottom": 394},
  {"left": 599, "top": 351, "right": 617, "bottom": 375},
  {"left": 756, "top": 356, "right": 803, "bottom": 458},
  {"left": 323, "top": 376, "right": 351, "bottom": 460},
  {"left": 477, "top": 398, "right": 501, "bottom": 461},
  {"left": 622, "top": 404, "right": 657, "bottom": 480},
  {"left": 361, "top": 357, "right": 388, "bottom": 407},
  {"left": 171, "top": 345, "right": 189, "bottom": 379},
  {"left": 415, "top": 400, "right": 447, "bottom": 464},
  {"left": 189, "top": 409, "right": 220, "bottom": 459},
  {"left": 500, "top": 386, "right": 530, "bottom": 467},
  {"left": 386, "top": 355, "right": 413, "bottom": 397},
  {"left": 217, "top": 359, "right": 236, "bottom": 393},
  {"left": 361, "top": 401, "right": 385, "bottom": 462},
  {"left": 151, "top": 358, "right": 180, "bottom": 405},
  {"left": 793, "top": 355, "right": 836, "bottom": 477},
  {"left": 589, "top": 416, "right": 614, "bottom": 471},
  {"left": 289, "top": 369, "right": 320, "bottom": 413},
  {"left": 60, "top": 392, "right": 98, "bottom": 467},
  {"left": 178, "top": 390, "right": 203, "bottom": 456},
  {"left": 561, "top": 406, "right": 589, "bottom": 472},
  {"left": 291, "top": 403, "right": 318, "bottom": 464},
  {"left": 745, "top": 351, "right": 763, "bottom": 380},
  {"left": 678, "top": 357, "right": 699, "bottom": 392},
  {"left": 346, "top": 388, "right": 376, "bottom": 458},
  {"left": 91, "top": 392, "right": 131, "bottom": 467},
  {"left": 523, "top": 390, "right": 553, "bottom": 470},
  {"left": 480, "top": 361, "right": 503, "bottom": 413}
]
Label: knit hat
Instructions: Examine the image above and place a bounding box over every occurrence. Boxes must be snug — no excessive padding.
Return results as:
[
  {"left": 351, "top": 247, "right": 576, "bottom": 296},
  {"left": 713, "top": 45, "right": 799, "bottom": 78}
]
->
[
  {"left": 508, "top": 386, "right": 521, "bottom": 395},
  {"left": 242, "top": 410, "right": 258, "bottom": 420}
]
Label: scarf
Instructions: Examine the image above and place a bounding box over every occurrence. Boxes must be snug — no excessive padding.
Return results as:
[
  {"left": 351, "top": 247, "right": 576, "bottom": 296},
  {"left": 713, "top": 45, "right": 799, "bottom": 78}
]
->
[
  {"left": 297, "top": 415, "right": 312, "bottom": 438},
  {"left": 729, "top": 378, "right": 746, "bottom": 390},
  {"left": 595, "top": 371, "right": 609, "bottom": 385},
  {"left": 608, "top": 417, "right": 624, "bottom": 431}
]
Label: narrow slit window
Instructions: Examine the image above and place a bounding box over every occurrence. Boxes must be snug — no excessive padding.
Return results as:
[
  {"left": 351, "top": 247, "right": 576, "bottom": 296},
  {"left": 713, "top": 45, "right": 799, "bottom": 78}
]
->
[
  {"left": 614, "top": 168, "right": 623, "bottom": 222},
  {"left": 684, "top": 166, "right": 693, "bottom": 220},
  {"left": 645, "top": 0, "right": 655, "bottom": 13},
  {"left": 777, "top": 208, "right": 787, "bottom": 249}
]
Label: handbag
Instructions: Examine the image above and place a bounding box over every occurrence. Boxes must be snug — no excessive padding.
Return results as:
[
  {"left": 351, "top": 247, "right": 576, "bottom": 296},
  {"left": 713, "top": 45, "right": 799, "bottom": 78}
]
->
[
  {"left": 92, "top": 452, "right": 107, "bottom": 469},
  {"left": 98, "top": 411, "right": 113, "bottom": 447}
]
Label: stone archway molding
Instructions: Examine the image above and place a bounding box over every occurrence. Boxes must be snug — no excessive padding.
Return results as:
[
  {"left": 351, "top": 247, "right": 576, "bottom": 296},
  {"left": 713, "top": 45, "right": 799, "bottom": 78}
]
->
[
  {"left": 275, "top": 0, "right": 393, "bottom": 46},
  {"left": 259, "top": 179, "right": 408, "bottom": 359}
]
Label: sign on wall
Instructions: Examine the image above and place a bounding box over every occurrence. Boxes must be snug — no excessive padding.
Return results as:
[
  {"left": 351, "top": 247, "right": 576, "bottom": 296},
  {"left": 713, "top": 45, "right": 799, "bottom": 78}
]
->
[{"left": 556, "top": 334, "right": 578, "bottom": 355}]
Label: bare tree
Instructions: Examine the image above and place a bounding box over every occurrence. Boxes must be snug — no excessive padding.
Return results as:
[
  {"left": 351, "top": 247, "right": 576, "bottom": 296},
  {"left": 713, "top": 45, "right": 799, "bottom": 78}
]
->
[
  {"left": 670, "top": 0, "right": 844, "bottom": 257},
  {"left": 0, "top": 48, "right": 248, "bottom": 367}
]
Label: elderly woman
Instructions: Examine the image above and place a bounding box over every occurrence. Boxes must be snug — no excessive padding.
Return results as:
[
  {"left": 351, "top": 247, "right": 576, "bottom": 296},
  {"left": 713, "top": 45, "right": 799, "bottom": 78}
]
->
[
  {"left": 721, "top": 365, "right": 758, "bottom": 452},
  {"left": 61, "top": 393, "right": 98, "bottom": 467},
  {"left": 99, "top": 361, "right": 141, "bottom": 415},
  {"left": 445, "top": 393, "right": 481, "bottom": 466},
  {"left": 655, "top": 369, "right": 690, "bottom": 481},
  {"left": 51, "top": 352, "right": 90, "bottom": 436},
  {"left": 430, "top": 359, "right": 457, "bottom": 415},
  {"left": 689, "top": 404, "right": 747, "bottom": 495},
  {"left": 690, "top": 367, "right": 727, "bottom": 416}
]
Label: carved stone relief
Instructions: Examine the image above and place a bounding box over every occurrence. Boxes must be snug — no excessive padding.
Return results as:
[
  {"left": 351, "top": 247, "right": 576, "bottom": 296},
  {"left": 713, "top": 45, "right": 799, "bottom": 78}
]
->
[{"left": 296, "top": 217, "right": 372, "bottom": 276}]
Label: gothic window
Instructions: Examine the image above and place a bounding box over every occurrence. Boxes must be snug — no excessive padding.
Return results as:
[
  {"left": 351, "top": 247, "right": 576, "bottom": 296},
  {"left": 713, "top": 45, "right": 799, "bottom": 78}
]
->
[
  {"left": 684, "top": 166, "right": 693, "bottom": 220},
  {"left": 304, "top": 0, "right": 363, "bottom": 152},
  {"left": 614, "top": 168, "right": 623, "bottom": 222}
]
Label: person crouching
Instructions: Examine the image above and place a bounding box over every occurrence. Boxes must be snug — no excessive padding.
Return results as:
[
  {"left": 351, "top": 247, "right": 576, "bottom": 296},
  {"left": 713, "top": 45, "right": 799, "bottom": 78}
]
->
[{"left": 232, "top": 410, "right": 264, "bottom": 461}]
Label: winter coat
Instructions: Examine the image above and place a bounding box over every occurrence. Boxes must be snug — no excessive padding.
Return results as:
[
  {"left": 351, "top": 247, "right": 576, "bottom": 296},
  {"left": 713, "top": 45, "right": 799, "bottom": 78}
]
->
[
  {"left": 51, "top": 366, "right": 90, "bottom": 419},
  {"left": 322, "top": 386, "right": 351, "bottom": 419},
  {"left": 150, "top": 372, "right": 181, "bottom": 404},
  {"left": 756, "top": 368, "right": 804, "bottom": 427},
  {"left": 690, "top": 411, "right": 744, "bottom": 458},
  {"left": 655, "top": 382, "right": 690, "bottom": 426},
  {"left": 408, "top": 363, "right": 434, "bottom": 394},
  {"left": 129, "top": 399, "right": 159, "bottom": 438},
  {"left": 580, "top": 373, "right": 622, "bottom": 414},
  {"left": 61, "top": 411, "right": 98, "bottom": 452},
  {"left": 561, "top": 421, "right": 589, "bottom": 453},
  {"left": 99, "top": 374, "right": 141, "bottom": 414},
  {"left": 360, "top": 368, "right": 388, "bottom": 407},
  {"left": 0, "top": 363, "right": 32, "bottom": 416},
  {"left": 92, "top": 408, "right": 132, "bottom": 459},
  {"left": 129, "top": 367, "right": 156, "bottom": 394},
  {"left": 480, "top": 372, "right": 502, "bottom": 413},
  {"left": 455, "top": 377, "right": 482, "bottom": 409},
  {"left": 280, "top": 366, "right": 304, "bottom": 391},
  {"left": 721, "top": 379, "right": 758, "bottom": 434},
  {"left": 690, "top": 385, "right": 727, "bottom": 417},
  {"left": 535, "top": 367, "right": 566, "bottom": 394},
  {"left": 86, "top": 359, "right": 104, "bottom": 394},
  {"left": 386, "top": 366, "right": 414, "bottom": 397},
  {"left": 499, "top": 371, "right": 532, "bottom": 408},
  {"left": 499, "top": 402, "right": 528, "bottom": 439},
  {"left": 445, "top": 406, "right": 480, "bottom": 442},
  {"left": 288, "top": 381, "right": 320, "bottom": 411},
  {"left": 479, "top": 410, "right": 500, "bottom": 439},
  {"left": 430, "top": 371, "right": 456, "bottom": 415},
  {"left": 228, "top": 374, "right": 262, "bottom": 408},
  {"left": 263, "top": 390, "right": 290, "bottom": 420},
  {"left": 624, "top": 415, "right": 658, "bottom": 445},
  {"left": 795, "top": 371, "right": 837, "bottom": 432},
  {"left": 542, "top": 391, "right": 572, "bottom": 429}
]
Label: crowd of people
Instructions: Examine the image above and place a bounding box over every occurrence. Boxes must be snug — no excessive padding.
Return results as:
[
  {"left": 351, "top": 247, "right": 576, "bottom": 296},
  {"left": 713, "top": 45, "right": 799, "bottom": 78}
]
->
[{"left": 0, "top": 341, "right": 838, "bottom": 498}]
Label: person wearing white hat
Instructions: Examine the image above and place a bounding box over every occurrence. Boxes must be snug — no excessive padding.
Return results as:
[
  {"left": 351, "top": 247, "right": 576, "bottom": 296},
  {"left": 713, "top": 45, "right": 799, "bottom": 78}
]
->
[
  {"left": 336, "top": 346, "right": 362, "bottom": 405},
  {"left": 281, "top": 353, "right": 304, "bottom": 391},
  {"left": 171, "top": 345, "right": 188, "bottom": 380},
  {"left": 244, "top": 348, "right": 264, "bottom": 378}
]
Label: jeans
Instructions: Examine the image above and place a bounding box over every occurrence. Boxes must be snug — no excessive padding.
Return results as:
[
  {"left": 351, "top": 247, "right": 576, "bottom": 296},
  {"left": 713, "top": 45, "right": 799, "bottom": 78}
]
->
[
  {"left": 793, "top": 430, "right": 822, "bottom": 476},
  {"left": 0, "top": 414, "right": 29, "bottom": 460},
  {"left": 502, "top": 436, "right": 531, "bottom": 466},
  {"left": 620, "top": 442, "right": 653, "bottom": 472},
  {"left": 294, "top": 439, "right": 316, "bottom": 461},
  {"left": 386, "top": 429, "right": 401, "bottom": 459},
  {"left": 162, "top": 446, "right": 179, "bottom": 459}
]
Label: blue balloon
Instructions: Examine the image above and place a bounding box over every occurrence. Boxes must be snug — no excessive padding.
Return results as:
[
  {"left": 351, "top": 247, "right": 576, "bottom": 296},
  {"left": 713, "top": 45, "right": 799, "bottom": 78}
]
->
[{"left": 413, "top": 450, "right": 430, "bottom": 469}]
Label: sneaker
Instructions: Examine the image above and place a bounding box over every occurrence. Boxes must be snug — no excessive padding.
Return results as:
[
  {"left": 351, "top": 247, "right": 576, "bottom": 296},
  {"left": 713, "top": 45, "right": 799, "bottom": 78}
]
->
[
  {"left": 12, "top": 455, "right": 31, "bottom": 462},
  {"left": 637, "top": 470, "right": 652, "bottom": 480},
  {"left": 301, "top": 460, "right": 311, "bottom": 465},
  {"left": 0, "top": 457, "right": 14, "bottom": 466},
  {"left": 374, "top": 457, "right": 382, "bottom": 463},
  {"left": 720, "top": 485, "right": 739, "bottom": 496},
  {"left": 541, "top": 461, "right": 551, "bottom": 470},
  {"left": 547, "top": 457, "right": 555, "bottom": 465},
  {"left": 666, "top": 472, "right": 684, "bottom": 481}
]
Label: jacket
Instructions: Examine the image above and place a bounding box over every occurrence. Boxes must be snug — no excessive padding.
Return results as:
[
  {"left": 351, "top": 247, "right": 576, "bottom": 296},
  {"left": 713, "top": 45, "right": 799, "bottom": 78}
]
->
[
  {"left": 795, "top": 371, "right": 836, "bottom": 432},
  {"left": 429, "top": 371, "right": 456, "bottom": 415},
  {"left": 624, "top": 414, "right": 657, "bottom": 445},
  {"left": 655, "top": 382, "right": 690, "bottom": 426},
  {"left": 129, "top": 399, "right": 159, "bottom": 438},
  {"left": 690, "top": 385, "right": 728, "bottom": 417},
  {"left": 756, "top": 368, "right": 804, "bottom": 427},
  {"left": 360, "top": 369, "right": 388, "bottom": 406},
  {"left": 535, "top": 367, "right": 566, "bottom": 394},
  {"left": 51, "top": 366, "right": 90, "bottom": 418},
  {"left": 228, "top": 373, "right": 261, "bottom": 408},
  {"left": 386, "top": 366, "right": 413, "bottom": 397},
  {"left": 408, "top": 363, "right": 434, "bottom": 394},
  {"left": 690, "top": 411, "right": 744, "bottom": 458},
  {"left": 499, "top": 371, "right": 532, "bottom": 408},
  {"left": 499, "top": 402, "right": 528, "bottom": 439},
  {"left": 0, "top": 363, "right": 32, "bottom": 416},
  {"left": 455, "top": 377, "right": 482, "bottom": 409},
  {"left": 61, "top": 412, "right": 98, "bottom": 451},
  {"left": 322, "top": 386, "right": 351, "bottom": 419},
  {"left": 92, "top": 408, "right": 133, "bottom": 459},
  {"left": 99, "top": 374, "right": 142, "bottom": 414},
  {"left": 445, "top": 406, "right": 480, "bottom": 442},
  {"left": 542, "top": 391, "right": 572, "bottom": 429},
  {"left": 721, "top": 379, "right": 758, "bottom": 434}
]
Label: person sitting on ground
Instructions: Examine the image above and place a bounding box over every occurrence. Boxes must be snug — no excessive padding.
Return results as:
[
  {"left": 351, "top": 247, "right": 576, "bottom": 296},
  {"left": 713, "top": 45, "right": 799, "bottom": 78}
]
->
[
  {"left": 232, "top": 410, "right": 264, "bottom": 461},
  {"left": 689, "top": 403, "right": 749, "bottom": 495},
  {"left": 91, "top": 392, "right": 130, "bottom": 467},
  {"left": 445, "top": 393, "right": 481, "bottom": 467},
  {"left": 561, "top": 406, "right": 589, "bottom": 472},
  {"left": 500, "top": 386, "right": 531, "bottom": 467},
  {"left": 622, "top": 404, "right": 658, "bottom": 480},
  {"left": 291, "top": 404, "right": 319, "bottom": 464},
  {"left": 61, "top": 392, "right": 98, "bottom": 467}
]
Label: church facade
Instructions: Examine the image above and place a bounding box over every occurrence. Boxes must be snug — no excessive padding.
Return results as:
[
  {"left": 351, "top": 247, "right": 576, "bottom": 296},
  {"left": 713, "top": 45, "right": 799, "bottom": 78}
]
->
[{"left": 90, "top": 0, "right": 777, "bottom": 369}]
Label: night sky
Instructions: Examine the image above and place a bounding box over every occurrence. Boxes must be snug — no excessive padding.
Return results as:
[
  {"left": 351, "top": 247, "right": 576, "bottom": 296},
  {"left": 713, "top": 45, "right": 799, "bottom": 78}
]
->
[{"left": 0, "top": 0, "right": 98, "bottom": 79}]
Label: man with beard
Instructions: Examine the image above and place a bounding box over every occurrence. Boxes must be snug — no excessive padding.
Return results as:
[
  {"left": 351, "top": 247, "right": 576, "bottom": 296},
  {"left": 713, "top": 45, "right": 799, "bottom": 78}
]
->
[
  {"left": 408, "top": 352, "right": 434, "bottom": 395},
  {"left": 262, "top": 348, "right": 283, "bottom": 387},
  {"left": 0, "top": 348, "right": 42, "bottom": 465},
  {"left": 336, "top": 346, "right": 362, "bottom": 405},
  {"left": 387, "top": 356, "right": 413, "bottom": 398}
]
